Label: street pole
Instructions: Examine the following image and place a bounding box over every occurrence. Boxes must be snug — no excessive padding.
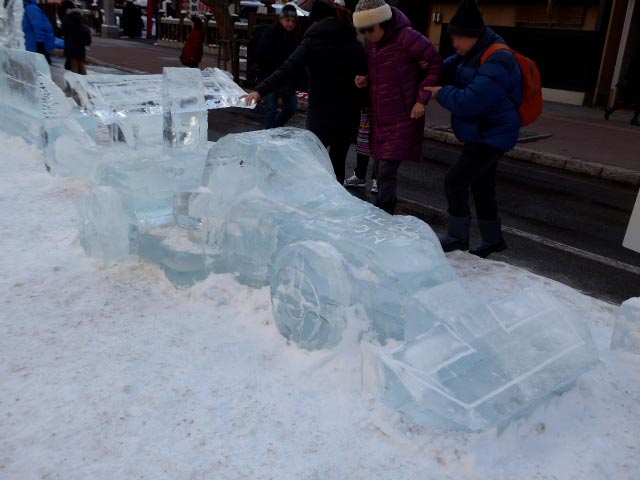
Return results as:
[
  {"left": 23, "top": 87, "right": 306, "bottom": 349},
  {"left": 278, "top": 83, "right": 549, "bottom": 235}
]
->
[{"left": 102, "top": 0, "right": 120, "bottom": 38}]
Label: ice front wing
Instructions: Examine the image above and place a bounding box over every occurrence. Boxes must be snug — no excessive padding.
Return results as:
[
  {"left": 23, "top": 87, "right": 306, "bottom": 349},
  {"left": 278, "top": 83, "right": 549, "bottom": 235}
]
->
[{"left": 362, "top": 289, "right": 599, "bottom": 432}]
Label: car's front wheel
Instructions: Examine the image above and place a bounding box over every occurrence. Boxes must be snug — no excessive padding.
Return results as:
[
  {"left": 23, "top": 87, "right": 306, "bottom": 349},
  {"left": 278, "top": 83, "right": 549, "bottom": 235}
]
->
[{"left": 269, "top": 241, "right": 351, "bottom": 350}]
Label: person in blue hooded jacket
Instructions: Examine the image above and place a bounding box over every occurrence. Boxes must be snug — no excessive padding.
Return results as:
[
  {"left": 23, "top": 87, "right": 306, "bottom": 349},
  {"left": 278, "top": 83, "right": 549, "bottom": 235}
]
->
[
  {"left": 23, "top": 0, "right": 57, "bottom": 64},
  {"left": 425, "top": 0, "right": 522, "bottom": 258}
]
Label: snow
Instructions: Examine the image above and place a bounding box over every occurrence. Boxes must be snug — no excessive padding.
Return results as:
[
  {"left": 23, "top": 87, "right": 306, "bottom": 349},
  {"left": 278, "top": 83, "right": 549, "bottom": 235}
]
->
[{"left": 1, "top": 132, "right": 639, "bottom": 479}]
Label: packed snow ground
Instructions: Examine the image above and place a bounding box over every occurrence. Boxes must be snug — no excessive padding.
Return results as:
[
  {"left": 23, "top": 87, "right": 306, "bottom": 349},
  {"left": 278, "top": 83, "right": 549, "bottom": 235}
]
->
[{"left": 0, "top": 132, "right": 639, "bottom": 480}]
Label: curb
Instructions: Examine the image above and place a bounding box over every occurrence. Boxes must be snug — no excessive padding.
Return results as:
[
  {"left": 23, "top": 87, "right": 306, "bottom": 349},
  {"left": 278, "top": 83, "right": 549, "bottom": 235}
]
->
[{"left": 424, "top": 128, "right": 640, "bottom": 187}]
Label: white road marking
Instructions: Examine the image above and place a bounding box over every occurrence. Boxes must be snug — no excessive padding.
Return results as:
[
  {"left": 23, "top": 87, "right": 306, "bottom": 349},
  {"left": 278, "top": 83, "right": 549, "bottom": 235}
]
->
[{"left": 399, "top": 197, "right": 640, "bottom": 276}]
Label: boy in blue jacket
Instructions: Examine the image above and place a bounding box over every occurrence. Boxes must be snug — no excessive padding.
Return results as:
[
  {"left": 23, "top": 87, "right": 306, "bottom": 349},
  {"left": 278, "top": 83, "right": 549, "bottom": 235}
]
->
[
  {"left": 425, "top": 0, "right": 522, "bottom": 258},
  {"left": 23, "top": 0, "right": 57, "bottom": 64}
]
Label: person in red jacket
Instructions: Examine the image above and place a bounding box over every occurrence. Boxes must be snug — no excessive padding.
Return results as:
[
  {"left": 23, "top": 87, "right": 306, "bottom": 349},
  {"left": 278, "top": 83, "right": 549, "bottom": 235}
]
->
[
  {"left": 180, "top": 17, "right": 205, "bottom": 69},
  {"left": 353, "top": 0, "right": 442, "bottom": 214}
]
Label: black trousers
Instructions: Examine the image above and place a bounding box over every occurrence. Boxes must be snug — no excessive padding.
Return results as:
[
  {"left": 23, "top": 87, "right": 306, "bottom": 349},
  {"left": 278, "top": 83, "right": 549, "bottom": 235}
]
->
[
  {"left": 325, "top": 134, "right": 352, "bottom": 185},
  {"left": 374, "top": 159, "right": 401, "bottom": 215},
  {"left": 444, "top": 142, "right": 503, "bottom": 220},
  {"left": 354, "top": 153, "right": 376, "bottom": 180},
  {"left": 36, "top": 42, "right": 51, "bottom": 65}
]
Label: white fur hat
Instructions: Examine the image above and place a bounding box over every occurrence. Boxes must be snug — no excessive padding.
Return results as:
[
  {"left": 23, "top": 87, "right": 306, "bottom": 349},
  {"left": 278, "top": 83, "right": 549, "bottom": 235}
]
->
[{"left": 353, "top": 0, "right": 392, "bottom": 29}]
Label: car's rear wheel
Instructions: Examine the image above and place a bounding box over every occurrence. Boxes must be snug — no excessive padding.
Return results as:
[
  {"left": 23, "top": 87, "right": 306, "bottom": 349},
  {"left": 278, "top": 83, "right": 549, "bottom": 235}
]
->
[{"left": 270, "top": 241, "right": 351, "bottom": 350}]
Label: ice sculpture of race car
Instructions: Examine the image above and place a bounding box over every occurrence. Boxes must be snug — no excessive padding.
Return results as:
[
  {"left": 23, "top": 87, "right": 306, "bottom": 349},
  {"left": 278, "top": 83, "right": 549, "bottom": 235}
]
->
[{"left": 106, "top": 127, "right": 597, "bottom": 431}]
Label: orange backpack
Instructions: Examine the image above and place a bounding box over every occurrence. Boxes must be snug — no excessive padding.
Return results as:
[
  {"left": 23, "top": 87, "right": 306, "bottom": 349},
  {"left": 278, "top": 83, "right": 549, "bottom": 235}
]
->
[{"left": 481, "top": 44, "right": 543, "bottom": 127}]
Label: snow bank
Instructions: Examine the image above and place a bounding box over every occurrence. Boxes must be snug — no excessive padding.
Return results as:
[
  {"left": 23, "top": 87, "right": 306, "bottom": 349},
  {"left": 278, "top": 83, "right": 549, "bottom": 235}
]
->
[{"left": 1, "top": 132, "right": 639, "bottom": 479}]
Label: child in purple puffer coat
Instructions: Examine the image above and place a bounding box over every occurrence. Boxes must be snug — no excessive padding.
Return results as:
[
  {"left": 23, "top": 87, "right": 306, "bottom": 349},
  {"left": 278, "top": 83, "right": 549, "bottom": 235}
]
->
[{"left": 353, "top": 0, "right": 442, "bottom": 214}]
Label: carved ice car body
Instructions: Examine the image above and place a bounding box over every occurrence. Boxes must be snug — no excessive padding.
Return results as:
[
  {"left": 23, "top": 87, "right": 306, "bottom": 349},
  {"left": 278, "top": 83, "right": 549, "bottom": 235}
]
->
[
  {"left": 127, "top": 127, "right": 599, "bottom": 431},
  {"left": 182, "top": 128, "right": 458, "bottom": 347}
]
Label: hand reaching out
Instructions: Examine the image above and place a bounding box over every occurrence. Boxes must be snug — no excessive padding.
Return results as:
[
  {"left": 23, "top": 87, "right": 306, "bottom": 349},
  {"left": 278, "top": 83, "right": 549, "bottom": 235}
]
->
[{"left": 242, "top": 91, "right": 262, "bottom": 107}]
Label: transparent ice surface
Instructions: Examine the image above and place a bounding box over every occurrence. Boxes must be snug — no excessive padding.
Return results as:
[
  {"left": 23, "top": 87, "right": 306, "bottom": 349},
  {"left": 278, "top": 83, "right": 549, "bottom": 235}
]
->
[
  {"left": 79, "top": 185, "right": 137, "bottom": 260},
  {"left": 65, "top": 72, "right": 163, "bottom": 124},
  {"left": 0, "top": 46, "right": 50, "bottom": 146},
  {"left": 79, "top": 146, "right": 209, "bottom": 259},
  {"left": 65, "top": 71, "right": 163, "bottom": 148},
  {"left": 0, "top": 46, "right": 103, "bottom": 176},
  {"left": 202, "top": 68, "right": 253, "bottom": 109},
  {"left": 39, "top": 73, "right": 104, "bottom": 177},
  {"left": 0, "top": 0, "right": 25, "bottom": 50},
  {"left": 611, "top": 297, "right": 640, "bottom": 354},
  {"left": 163, "top": 67, "right": 206, "bottom": 150}
]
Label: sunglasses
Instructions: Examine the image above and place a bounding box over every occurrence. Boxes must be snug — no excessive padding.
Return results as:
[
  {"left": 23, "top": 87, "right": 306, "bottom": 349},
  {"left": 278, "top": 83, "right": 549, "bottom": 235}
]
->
[{"left": 358, "top": 26, "right": 375, "bottom": 35}]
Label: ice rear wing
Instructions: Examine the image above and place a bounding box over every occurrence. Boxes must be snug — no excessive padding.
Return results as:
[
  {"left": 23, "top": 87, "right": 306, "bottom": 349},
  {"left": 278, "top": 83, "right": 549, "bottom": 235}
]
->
[
  {"left": 0, "top": 43, "right": 253, "bottom": 176},
  {"left": 64, "top": 67, "right": 253, "bottom": 148}
]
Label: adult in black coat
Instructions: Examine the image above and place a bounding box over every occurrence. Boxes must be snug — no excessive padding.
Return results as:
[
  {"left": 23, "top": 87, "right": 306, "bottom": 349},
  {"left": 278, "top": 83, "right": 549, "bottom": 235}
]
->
[
  {"left": 245, "top": 0, "right": 367, "bottom": 184},
  {"left": 58, "top": 0, "right": 78, "bottom": 70},
  {"left": 256, "top": 4, "right": 299, "bottom": 129},
  {"left": 121, "top": 0, "right": 144, "bottom": 38},
  {"left": 58, "top": 0, "right": 76, "bottom": 23}
]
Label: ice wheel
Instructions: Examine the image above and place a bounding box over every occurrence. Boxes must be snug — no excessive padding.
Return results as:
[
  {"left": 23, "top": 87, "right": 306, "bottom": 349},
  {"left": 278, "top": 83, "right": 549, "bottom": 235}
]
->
[{"left": 270, "top": 241, "right": 351, "bottom": 350}]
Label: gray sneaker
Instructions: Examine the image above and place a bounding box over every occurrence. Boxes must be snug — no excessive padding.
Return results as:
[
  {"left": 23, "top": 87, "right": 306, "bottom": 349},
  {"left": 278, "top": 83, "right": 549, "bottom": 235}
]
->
[
  {"left": 371, "top": 179, "right": 378, "bottom": 193},
  {"left": 344, "top": 174, "right": 366, "bottom": 188}
]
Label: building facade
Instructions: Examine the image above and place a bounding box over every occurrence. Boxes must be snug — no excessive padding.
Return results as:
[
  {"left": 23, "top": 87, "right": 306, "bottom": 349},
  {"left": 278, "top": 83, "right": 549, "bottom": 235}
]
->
[{"left": 420, "top": 0, "right": 638, "bottom": 106}]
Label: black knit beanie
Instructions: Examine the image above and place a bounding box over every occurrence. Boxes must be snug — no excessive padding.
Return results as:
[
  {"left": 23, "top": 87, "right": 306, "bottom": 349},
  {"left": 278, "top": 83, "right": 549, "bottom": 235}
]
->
[
  {"left": 448, "top": 0, "right": 485, "bottom": 37},
  {"left": 310, "top": 0, "right": 337, "bottom": 22},
  {"left": 281, "top": 4, "right": 297, "bottom": 18}
]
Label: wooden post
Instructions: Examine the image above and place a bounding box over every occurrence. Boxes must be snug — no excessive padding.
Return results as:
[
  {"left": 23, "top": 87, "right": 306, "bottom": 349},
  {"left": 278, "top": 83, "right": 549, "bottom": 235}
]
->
[{"left": 147, "top": 0, "right": 155, "bottom": 38}]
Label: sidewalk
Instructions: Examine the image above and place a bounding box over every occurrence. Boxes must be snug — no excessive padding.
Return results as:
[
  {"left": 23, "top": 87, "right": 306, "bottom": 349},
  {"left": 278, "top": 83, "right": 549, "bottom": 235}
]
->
[
  {"left": 85, "top": 36, "right": 640, "bottom": 186},
  {"left": 86, "top": 36, "right": 223, "bottom": 74},
  {"left": 424, "top": 101, "right": 640, "bottom": 186}
]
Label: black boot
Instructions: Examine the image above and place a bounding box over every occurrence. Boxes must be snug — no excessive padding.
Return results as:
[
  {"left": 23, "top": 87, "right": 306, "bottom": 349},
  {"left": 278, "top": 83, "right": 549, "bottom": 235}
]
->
[
  {"left": 439, "top": 215, "right": 470, "bottom": 252},
  {"left": 604, "top": 107, "right": 613, "bottom": 121},
  {"left": 469, "top": 219, "right": 508, "bottom": 258},
  {"left": 631, "top": 116, "right": 640, "bottom": 126}
]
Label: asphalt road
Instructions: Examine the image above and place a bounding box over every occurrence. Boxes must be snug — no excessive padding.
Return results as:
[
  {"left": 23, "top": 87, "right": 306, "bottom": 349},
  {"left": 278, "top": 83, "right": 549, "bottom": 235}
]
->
[{"left": 208, "top": 108, "right": 640, "bottom": 304}]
